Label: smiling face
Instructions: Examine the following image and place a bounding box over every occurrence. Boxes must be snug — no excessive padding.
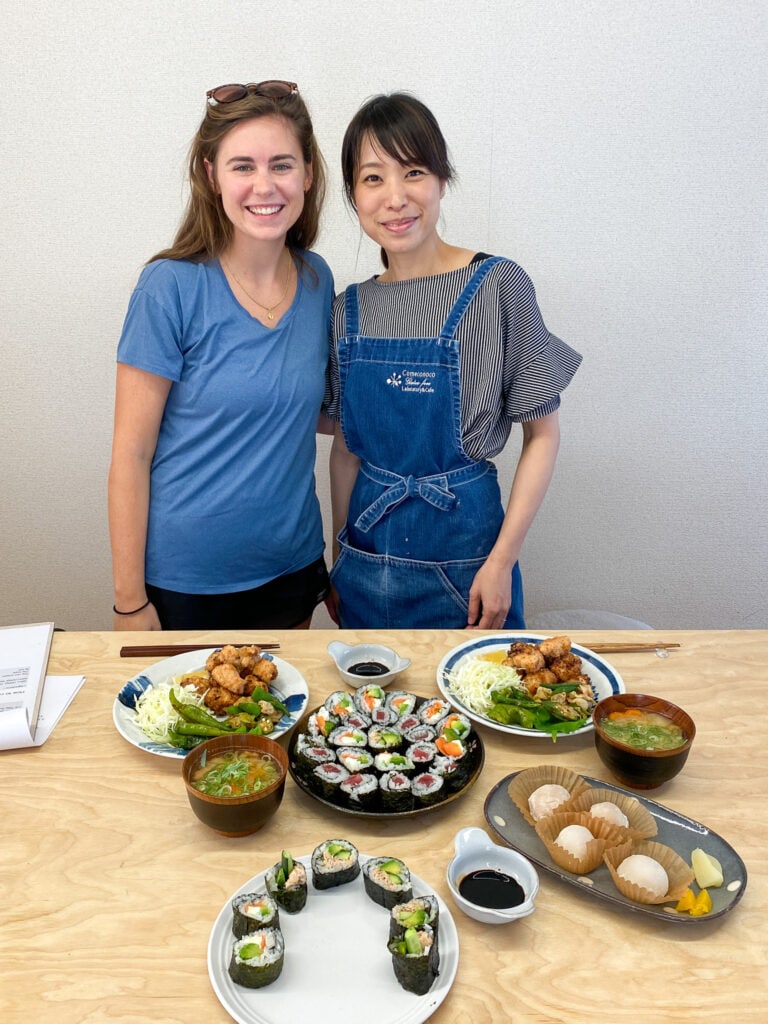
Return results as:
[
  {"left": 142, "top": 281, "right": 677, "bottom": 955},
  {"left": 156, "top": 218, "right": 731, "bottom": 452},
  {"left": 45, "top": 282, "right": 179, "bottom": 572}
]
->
[
  {"left": 205, "top": 115, "right": 312, "bottom": 248},
  {"left": 352, "top": 133, "right": 445, "bottom": 267}
]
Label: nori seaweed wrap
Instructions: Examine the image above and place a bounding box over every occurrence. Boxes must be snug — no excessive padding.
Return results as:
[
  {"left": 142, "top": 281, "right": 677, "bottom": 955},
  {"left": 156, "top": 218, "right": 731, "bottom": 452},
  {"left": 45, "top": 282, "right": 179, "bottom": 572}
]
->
[
  {"left": 325, "top": 690, "right": 356, "bottom": 718},
  {"left": 265, "top": 851, "right": 308, "bottom": 914},
  {"left": 311, "top": 838, "right": 361, "bottom": 889},
  {"left": 379, "top": 771, "right": 414, "bottom": 812},
  {"left": 311, "top": 761, "right": 349, "bottom": 799},
  {"left": 336, "top": 747, "right": 375, "bottom": 774},
  {"left": 388, "top": 924, "right": 439, "bottom": 995},
  {"left": 367, "top": 725, "right": 404, "bottom": 753},
  {"left": 363, "top": 856, "right": 413, "bottom": 909},
  {"left": 340, "top": 772, "right": 379, "bottom": 809},
  {"left": 386, "top": 690, "right": 418, "bottom": 719},
  {"left": 295, "top": 743, "right": 337, "bottom": 775},
  {"left": 228, "top": 929, "right": 284, "bottom": 988},
  {"left": 231, "top": 891, "right": 280, "bottom": 938},
  {"left": 412, "top": 771, "right": 444, "bottom": 806},
  {"left": 328, "top": 725, "right": 368, "bottom": 749},
  {"left": 354, "top": 682, "right": 387, "bottom": 715}
]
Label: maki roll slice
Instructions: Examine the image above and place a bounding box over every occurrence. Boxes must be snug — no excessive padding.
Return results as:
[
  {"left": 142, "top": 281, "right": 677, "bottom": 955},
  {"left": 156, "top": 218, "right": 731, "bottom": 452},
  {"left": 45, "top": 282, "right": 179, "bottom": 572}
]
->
[
  {"left": 325, "top": 690, "right": 356, "bottom": 719},
  {"left": 418, "top": 698, "right": 451, "bottom": 727},
  {"left": 328, "top": 725, "right": 368, "bottom": 749},
  {"left": 373, "top": 751, "right": 414, "bottom": 774},
  {"left": 311, "top": 761, "right": 349, "bottom": 800},
  {"left": 389, "top": 895, "right": 440, "bottom": 943},
  {"left": 379, "top": 771, "right": 413, "bottom": 812},
  {"left": 295, "top": 743, "right": 337, "bottom": 775},
  {"left": 363, "top": 856, "right": 413, "bottom": 909},
  {"left": 231, "top": 892, "right": 280, "bottom": 938},
  {"left": 369, "top": 705, "right": 398, "bottom": 726},
  {"left": 307, "top": 708, "right": 338, "bottom": 740},
  {"left": 406, "top": 740, "right": 437, "bottom": 768},
  {"left": 336, "top": 747, "right": 376, "bottom": 774},
  {"left": 367, "top": 725, "right": 404, "bottom": 754},
  {"left": 386, "top": 690, "right": 417, "bottom": 719},
  {"left": 388, "top": 924, "right": 439, "bottom": 995},
  {"left": 265, "top": 850, "right": 308, "bottom": 914},
  {"left": 340, "top": 772, "right": 380, "bottom": 809},
  {"left": 412, "top": 771, "right": 444, "bottom": 807},
  {"left": 311, "top": 838, "right": 361, "bottom": 889},
  {"left": 229, "top": 929, "right": 285, "bottom": 988},
  {"left": 403, "top": 723, "right": 437, "bottom": 743},
  {"left": 354, "top": 682, "right": 387, "bottom": 715}
]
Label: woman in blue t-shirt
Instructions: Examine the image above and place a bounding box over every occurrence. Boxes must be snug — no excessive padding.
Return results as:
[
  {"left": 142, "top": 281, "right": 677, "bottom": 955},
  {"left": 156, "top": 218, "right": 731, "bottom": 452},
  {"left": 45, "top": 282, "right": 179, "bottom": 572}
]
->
[{"left": 109, "top": 82, "right": 334, "bottom": 630}]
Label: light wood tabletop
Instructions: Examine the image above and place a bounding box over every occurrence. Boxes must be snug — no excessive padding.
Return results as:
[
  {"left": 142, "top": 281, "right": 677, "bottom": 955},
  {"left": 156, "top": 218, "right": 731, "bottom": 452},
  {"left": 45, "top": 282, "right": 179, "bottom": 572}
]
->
[{"left": 2, "top": 629, "right": 765, "bottom": 1024}]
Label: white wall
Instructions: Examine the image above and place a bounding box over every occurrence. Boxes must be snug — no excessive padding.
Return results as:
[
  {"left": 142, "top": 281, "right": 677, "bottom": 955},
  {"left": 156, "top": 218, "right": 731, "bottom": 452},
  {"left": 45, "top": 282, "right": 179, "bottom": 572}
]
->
[{"left": 2, "top": 1, "right": 766, "bottom": 630}]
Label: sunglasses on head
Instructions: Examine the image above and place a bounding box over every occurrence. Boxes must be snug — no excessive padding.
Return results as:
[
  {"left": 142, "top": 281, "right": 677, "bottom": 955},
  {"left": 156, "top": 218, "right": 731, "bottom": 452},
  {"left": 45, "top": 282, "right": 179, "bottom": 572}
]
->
[{"left": 206, "top": 80, "right": 299, "bottom": 104}]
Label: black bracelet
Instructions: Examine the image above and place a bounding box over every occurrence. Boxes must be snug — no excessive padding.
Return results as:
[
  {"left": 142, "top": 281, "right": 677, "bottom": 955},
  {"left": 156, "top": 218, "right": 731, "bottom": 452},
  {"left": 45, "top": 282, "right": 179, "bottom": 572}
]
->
[{"left": 113, "top": 598, "right": 151, "bottom": 616}]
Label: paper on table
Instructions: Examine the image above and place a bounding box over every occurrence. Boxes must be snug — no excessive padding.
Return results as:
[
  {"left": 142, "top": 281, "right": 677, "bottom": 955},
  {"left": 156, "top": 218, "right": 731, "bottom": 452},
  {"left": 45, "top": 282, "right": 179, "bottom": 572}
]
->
[
  {"left": 0, "top": 622, "right": 53, "bottom": 743},
  {"left": 0, "top": 674, "right": 85, "bottom": 750}
]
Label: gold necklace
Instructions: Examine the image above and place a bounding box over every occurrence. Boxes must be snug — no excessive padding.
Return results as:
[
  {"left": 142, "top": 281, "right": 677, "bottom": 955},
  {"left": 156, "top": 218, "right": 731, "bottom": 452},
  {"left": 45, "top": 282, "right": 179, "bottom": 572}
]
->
[{"left": 223, "top": 252, "right": 293, "bottom": 320}]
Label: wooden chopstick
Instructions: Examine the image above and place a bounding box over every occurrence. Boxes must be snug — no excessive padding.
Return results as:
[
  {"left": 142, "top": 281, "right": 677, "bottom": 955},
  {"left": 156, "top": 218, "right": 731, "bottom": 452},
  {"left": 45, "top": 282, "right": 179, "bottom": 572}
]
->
[
  {"left": 119, "top": 642, "right": 280, "bottom": 658},
  {"left": 581, "top": 642, "right": 680, "bottom": 654}
]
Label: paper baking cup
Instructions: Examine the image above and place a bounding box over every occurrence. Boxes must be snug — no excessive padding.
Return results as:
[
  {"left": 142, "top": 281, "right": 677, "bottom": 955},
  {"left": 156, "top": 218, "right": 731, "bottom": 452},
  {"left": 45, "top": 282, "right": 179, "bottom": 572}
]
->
[
  {"left": 507, "top": 765, "right": 590, "bottom": 826},
  {"left": 604, "top": 839, "right": 695, "bottom": 904},
  {"left": 534, "top": 810, "right": 626, "bottom": 874},
  {"left": 563, "top": 787, "right": 658, "bottom": 840}
]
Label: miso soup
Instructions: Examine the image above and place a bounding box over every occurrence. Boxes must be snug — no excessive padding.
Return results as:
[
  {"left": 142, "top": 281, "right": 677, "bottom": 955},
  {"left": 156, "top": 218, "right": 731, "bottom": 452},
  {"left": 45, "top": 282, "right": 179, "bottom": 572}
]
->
[
  {"left": 602, "top": 709, "right": 686, "bottom": 751},
  {"left": 191, "top": 749, "right": 281, "bottom": 797}
]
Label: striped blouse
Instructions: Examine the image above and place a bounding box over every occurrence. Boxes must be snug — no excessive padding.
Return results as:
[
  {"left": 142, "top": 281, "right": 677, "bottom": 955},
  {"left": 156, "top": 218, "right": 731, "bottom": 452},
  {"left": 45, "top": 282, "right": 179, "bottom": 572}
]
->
[{"left": 326, "top": 255, "right": 582, "bottom": 461}]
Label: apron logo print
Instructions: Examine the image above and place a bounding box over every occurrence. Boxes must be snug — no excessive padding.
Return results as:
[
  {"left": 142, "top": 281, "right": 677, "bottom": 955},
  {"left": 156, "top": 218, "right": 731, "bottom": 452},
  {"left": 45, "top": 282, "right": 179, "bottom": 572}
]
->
[{"left": 386, "top": 372, "right": 402, "bottom": 387}]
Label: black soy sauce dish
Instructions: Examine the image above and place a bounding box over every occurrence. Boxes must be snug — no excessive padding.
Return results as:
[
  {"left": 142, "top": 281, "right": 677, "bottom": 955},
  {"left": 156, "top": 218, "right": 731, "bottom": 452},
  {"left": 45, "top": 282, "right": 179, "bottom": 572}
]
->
[{"left": 447, "top": 827, "right": 539, "bottom": 924}]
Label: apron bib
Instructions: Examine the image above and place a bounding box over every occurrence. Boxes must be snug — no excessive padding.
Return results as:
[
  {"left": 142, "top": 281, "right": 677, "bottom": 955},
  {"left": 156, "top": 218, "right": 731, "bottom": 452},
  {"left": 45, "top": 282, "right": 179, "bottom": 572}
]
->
[{"left": 332, "top": 258, "right": 524, "bottom": 628}]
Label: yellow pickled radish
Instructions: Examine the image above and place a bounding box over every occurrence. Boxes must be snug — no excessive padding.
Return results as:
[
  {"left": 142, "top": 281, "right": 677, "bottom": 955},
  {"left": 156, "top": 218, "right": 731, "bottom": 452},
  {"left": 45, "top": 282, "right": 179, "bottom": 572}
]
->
[
  {"left": 691, "top": 848, "right": 724, "bottom": 888},
  {"left": 689, "top": 888, "right": 713, "bottom": 916},
  {"left": 675, "top": 888, "right": 696, "bottom": 912}
]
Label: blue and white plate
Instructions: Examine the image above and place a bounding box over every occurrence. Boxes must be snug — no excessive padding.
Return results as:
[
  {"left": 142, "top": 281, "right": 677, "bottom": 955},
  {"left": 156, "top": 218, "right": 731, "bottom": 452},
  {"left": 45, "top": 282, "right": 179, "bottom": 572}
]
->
[
  {"left": 112, "top": 648, "right": 308, "bottom": 759},
  {"left": 436, "top": 632, "right": 624, "bottom": 739}
]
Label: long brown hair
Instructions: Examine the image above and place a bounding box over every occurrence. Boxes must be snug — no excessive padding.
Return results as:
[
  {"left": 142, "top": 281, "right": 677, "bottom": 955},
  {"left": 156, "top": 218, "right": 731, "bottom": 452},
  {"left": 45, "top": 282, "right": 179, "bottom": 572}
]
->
[{"left": 150, "top": 90, "right": 326, "bottom": 264}]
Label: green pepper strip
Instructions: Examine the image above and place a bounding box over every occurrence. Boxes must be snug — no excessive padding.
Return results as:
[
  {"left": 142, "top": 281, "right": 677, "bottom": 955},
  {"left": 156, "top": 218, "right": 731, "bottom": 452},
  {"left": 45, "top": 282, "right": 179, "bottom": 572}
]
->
[{"left": 229, "top": 687, "right": 289, "bottom": 718}]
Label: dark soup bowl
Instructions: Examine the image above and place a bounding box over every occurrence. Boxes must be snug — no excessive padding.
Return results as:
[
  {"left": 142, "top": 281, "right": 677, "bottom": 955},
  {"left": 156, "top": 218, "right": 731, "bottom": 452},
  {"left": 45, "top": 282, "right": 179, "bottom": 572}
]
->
[
  {"left": 592, "top": 693, "right": 695, "bottom": 790},
  {"left": 182, "top": 733, "right": 288, "bottom": 837}
]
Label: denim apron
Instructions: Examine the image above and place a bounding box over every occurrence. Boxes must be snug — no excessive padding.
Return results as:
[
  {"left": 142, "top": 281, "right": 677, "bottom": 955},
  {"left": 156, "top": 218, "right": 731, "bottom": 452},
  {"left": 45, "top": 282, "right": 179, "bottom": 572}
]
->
[{"left": 331, "top": 256, "right": 524, "bottom": 629}]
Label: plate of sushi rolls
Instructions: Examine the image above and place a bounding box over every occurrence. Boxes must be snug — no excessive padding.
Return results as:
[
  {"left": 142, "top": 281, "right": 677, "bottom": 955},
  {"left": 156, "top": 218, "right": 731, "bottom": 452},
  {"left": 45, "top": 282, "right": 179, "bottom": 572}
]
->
[
  {"left": 286, "top": 683, "right": 485, "bottom": 817},
  {"left": 207, "top": 841, "right": 459, "bottom": 1024}
]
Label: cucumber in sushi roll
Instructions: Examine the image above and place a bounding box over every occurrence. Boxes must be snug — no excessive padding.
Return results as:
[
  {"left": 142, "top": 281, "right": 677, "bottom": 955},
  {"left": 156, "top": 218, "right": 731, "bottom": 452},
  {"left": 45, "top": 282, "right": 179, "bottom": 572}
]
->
[
  {"left": 389, "top": 895, "right": 440, "bottom": 943},
  {"left": 265, "top": 850, "right": 308, "bottom": 914},
  {"left": 386, "top": 690, "right": 417, "bottom": 719},
  {"left": 229, "top": 929, "right": 284, "bottom": 988},
  {"left": 363, "top": 856, "right": 413, "bottom": 909},
  {"left": 388, "top": 924, "right": 439, "bottom": 995},
  {"left": 311, "top": 838, "right": 361, "bottom": 889},
  {"left": 231, "top": 892, "right": 280, "bottom": 938},
  {"left": 354, "top": 682, "right": 387, "bottom": 715}
]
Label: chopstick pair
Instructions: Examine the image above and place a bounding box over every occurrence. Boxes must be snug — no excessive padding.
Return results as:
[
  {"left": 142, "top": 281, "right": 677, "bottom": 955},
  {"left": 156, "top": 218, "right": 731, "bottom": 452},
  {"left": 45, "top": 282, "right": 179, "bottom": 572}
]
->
[
  {"left": 583, "top": 642, "right": 680, "bottom": 653},
  {"left": 119, "top": 642, "right": 280, "bottom": 658}
]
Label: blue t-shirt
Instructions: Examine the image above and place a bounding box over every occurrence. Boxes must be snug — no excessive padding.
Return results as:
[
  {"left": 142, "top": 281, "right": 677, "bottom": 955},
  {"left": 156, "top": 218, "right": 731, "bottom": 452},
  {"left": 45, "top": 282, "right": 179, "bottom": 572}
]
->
[{"left": 116, "top": 251, "right": 333, "bottom": 593}]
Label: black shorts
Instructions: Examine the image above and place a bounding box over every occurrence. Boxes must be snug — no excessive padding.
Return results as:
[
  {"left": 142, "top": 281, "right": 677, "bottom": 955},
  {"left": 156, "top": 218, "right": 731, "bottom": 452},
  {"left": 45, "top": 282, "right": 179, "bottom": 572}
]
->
[{"left": 145, "top": 557, "right": 330, "bottom": 630}]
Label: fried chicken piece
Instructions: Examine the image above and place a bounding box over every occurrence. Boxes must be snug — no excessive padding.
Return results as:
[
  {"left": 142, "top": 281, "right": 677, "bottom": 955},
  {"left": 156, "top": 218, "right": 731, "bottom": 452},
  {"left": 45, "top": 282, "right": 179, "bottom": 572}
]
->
[
  {"left": 548, "top": 653, "right": 584, "bottom": 682},
  {"left": 202, "top": 685, "right": 242, "bottom": 715},
  {"left": 248, "top": 658, "right": 278, "bottom": 685},
  {"left": 503, "top": 642, "right": 545, "bottom": 674},
  {"left": 522, "top": 668, "right": 558, "bottom": 695},
  {"left": 539, "top": 635, "right": 571, "bottom": 662},
  {"left": 210, "top": 662, "right": 249, "bottom": 695}
]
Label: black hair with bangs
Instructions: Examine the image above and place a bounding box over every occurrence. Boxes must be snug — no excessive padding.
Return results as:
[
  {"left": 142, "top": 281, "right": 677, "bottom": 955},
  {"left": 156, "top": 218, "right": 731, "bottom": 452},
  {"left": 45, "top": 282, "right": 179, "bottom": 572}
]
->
[{"left": 341, "top": 92, "right": 455, "bottom": 210}]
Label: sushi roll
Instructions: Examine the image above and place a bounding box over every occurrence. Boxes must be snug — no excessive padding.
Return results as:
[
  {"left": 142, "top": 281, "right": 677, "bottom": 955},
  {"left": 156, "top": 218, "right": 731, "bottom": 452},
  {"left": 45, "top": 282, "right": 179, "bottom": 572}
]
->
[
  {"left": 344, "top": 711, "right": 372, "bottom": 731},
  {"left": 307, "top": 708, "right": 339, "bottom": 740},
  {"left": 340, "top": 772, "right": 380, "bottom": 809},
  {"left": 369, "top": 705, "right": 398, "bottom": 726},
  {"left": 231, "top": 892, "right": 280, "bottom": 938},
  {"left": 436, "top": 712, "right": 472, "bottom": 753},
  {"left": 412, "top": 771, "right": 444, "bottom": 807},
  {"left": 397, "top": 713, "right": 422, "bottom": 733},
  {"left": 432, "top": 754, "right": 466, "bottom": 791},
  {"left": 386, "top": 690, "right": 417, "bottom": 719},
  {"left": 406, "top": 740, "right": 437, "bottom": 768},
  {"left": 363, "top": 856, "right": 413, "bottom": 909},
  {"left": 336, "top": 747, "right": 375, "bottom": 774},
  {"left": 311, "top": 839, "right": 361, "bottom": 889},
  {"left": 373, "top": 751, "right": 414, "bottom": 774},
  {"left": 328, "top": 725, "right": 368, "bottom": 749},
  {"left": 229, "top": 929, "right": 284, "bottom": 988},
  {"left": 403, "top": 723, "right": 437, "bottom": 743},
  {"left": 324, "top": 690, "right": 356, "bottom": 719},
  {"left": 367, "top": 725, "right": 404, "bottom": 753},
  {"left": 418, "top": 698, "right": 451, "bottom": 727},
  {"left": 379, "top": 771, "right": 413, "bottom": 812},
  {"left": 354, "top": 682, "right": 387, "bottom": 715},
  {"left": 389, "top": 895, "right": 440, "bottom": 943},
  {"left": 295, "top": 743, "right": 337, "bottom": 775},
  {"left": 265, "top": 851, "right": 308, "bottom": 914},
  {"left": 388, "top": 924, "right": 439, "bottom": 995},
  {"left": 311, "top": 761, "right": 349, "bottom": 800}
]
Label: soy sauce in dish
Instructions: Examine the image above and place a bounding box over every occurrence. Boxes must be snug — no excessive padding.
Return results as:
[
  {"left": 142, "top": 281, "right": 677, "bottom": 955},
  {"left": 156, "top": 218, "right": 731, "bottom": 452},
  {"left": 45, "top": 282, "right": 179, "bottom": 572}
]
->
[
  {"left": 347, "top": 661, "right": 390, "bottom": 677},
  {"left": 459, "top": 869, "right": 526, "bottom": 909}
]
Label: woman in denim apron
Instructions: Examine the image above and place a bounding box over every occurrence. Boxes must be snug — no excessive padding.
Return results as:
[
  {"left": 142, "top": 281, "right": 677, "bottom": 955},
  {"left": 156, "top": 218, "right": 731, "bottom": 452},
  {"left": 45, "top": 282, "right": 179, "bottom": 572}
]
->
[{"left": 328, "top": 93, "right": 581, "bottom": 629}]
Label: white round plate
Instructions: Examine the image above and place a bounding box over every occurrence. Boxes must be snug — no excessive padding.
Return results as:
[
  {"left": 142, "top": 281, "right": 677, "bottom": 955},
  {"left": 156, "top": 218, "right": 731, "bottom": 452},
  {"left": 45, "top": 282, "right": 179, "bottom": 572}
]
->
[
  {"left": 113, "top": 649, "right": 308, "bottom": 758},
  {"left": 208, "top": 854, "right": 458, "bottom": 1024},
  {"left": 436, "top": 632, "right": 624, "bottom": 738}
]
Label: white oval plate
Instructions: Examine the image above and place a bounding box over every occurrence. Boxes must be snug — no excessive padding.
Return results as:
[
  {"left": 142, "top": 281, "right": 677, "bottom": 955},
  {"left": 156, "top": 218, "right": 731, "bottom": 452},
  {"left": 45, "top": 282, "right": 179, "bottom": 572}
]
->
[
  {"left": 436, "top": 632, "right": 624, "bottom": 738},
  {"left": 208, "top": 853, "right": 458, "bottom": 1024},
  {"left": 113, "top": 649, "right": 308, "bottom": 758}
]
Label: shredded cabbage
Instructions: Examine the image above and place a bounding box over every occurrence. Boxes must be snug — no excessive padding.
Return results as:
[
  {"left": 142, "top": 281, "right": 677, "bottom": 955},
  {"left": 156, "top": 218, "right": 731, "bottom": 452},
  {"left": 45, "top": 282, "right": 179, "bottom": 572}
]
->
[
  {"left": 133, "top": 682, "right": 206, "bottom": 742},
  {"left": 445, "top": 657, "right": 524, "bottom": 715}
]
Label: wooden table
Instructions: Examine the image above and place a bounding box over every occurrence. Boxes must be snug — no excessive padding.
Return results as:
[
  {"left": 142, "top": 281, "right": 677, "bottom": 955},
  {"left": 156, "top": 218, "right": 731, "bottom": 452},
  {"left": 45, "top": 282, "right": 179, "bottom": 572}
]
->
[{"left": 2, "top": 629, "right": 766, "bottom": 1024}]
